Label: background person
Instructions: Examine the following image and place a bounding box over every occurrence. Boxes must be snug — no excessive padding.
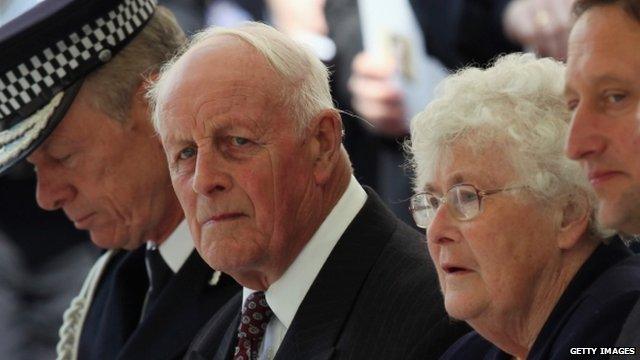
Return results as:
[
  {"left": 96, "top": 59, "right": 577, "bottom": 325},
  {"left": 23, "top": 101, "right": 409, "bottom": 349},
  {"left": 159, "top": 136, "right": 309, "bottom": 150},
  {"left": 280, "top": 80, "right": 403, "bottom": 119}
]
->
[
  {"left": 563, "top": 0, "right": 640, "bottom": 349},
  {"left": 407, "top": 53, "right": 640, "bottom": 359},
  {"left": 565, "top": 0, "right": 640, "bottom": 238},
  {"left": 324, "top": 0, "right": 575, "bottom": 225}
]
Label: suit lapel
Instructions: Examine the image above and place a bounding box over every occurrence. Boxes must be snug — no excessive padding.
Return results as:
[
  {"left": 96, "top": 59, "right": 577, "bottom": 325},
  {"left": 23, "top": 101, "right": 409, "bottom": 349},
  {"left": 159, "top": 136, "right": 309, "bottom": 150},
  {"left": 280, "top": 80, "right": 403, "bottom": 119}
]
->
[
  {"left": 118, "top": 251, "right": 239, "bottom": 360},
  {"left": 212, "top": 313, "right": 240, "bottom": 360},
  {"left": 184, "top": 292, "right": 243, "bottom": 360},
  {"left": 184, "top": 314, "right": 238, "bottom": 360},
  {"left": 275, "top": 189, "right": 397, "bottom": 359},
  {"left": 80, "top": 248, "right": 148, "bottom": 360}
]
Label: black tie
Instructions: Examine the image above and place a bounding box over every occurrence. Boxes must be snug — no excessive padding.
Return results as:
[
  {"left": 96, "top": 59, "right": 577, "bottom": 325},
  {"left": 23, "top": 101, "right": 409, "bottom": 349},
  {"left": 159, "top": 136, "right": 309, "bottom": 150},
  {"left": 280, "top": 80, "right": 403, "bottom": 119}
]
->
[{"left": 142, "top": 246, "right": 173, "bottom": 319}]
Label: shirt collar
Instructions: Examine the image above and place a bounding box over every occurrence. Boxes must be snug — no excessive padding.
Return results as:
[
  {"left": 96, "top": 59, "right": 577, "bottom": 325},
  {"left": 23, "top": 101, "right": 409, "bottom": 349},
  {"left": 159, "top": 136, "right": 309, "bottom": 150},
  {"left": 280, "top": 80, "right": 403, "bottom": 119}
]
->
[
  {"left": 243, "top": 176, "right": 367, "bottom": 328},
  {"left": 146, "top": 220, "right": 194, "bottom": 273}
]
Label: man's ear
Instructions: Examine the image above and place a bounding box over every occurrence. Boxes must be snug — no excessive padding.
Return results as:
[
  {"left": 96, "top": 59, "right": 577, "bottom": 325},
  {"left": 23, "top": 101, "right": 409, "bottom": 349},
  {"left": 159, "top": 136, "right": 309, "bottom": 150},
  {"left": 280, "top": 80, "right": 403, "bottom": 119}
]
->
[
  {"left": 308, "top": 109, "right": 343, "bottom": 184},
  {"left": 556, "top": 192, "right": 591, "bottom": 249},
  {"left": 137, "top": 72, "right": 158, "bottom": 104},
  {"left": 129, "top": 76, "right": 157, "bottom": 132}
]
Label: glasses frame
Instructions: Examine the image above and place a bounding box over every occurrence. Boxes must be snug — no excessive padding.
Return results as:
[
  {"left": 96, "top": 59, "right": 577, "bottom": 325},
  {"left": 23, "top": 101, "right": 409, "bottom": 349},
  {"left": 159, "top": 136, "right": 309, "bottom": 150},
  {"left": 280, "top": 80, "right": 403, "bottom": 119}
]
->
[{"left": 409, "top": 183, "right": 525, "bottom": 229}]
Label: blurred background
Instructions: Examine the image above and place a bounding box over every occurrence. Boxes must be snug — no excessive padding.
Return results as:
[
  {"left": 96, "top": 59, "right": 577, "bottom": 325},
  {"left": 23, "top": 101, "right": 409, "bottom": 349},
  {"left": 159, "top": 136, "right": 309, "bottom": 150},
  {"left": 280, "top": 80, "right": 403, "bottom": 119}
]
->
[{"left": 0, "top": 0, "right": 576, "bottom": 358}]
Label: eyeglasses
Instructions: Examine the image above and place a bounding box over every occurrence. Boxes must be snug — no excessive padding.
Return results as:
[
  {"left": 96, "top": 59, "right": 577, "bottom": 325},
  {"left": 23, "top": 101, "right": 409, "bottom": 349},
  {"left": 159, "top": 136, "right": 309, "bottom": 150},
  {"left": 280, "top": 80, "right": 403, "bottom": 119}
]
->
[{"left": 409, "top": 183, "right": 525, "bottom": 229}]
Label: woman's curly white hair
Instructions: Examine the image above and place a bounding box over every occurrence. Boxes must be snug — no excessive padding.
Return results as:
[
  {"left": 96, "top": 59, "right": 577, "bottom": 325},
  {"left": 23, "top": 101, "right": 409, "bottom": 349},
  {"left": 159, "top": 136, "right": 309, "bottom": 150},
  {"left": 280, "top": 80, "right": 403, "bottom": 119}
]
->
[{"left": 406, "top": 53, "right": 612, "bottom": 238}]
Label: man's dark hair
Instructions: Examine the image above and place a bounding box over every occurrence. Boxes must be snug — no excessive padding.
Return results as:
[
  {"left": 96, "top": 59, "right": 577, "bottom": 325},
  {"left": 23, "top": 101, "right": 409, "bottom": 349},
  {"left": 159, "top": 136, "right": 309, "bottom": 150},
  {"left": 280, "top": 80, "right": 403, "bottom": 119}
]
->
[{"left": 574, "top": 0, "right": 640, "bottom": 22}]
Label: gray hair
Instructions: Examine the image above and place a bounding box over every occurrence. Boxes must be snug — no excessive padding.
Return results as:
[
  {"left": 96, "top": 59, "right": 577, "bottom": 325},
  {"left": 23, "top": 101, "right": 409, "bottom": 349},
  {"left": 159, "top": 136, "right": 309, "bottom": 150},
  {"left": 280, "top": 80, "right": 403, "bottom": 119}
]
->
[
  {"left": 407, "top": 53, "right": 611, "bottom": 238},
  {"left": 85, "top": 6, "right": 185, "bottom": 122},
  {"left": 147, "top": 21, "right": 335, "bottom": 134}
]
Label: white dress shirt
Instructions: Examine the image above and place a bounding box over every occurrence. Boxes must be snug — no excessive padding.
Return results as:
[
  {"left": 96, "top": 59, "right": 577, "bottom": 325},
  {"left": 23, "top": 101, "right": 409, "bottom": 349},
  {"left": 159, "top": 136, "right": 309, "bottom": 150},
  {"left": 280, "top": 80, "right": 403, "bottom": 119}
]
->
[
  {"left": 147, "top": 220, "right": 194, "bottom": 273},
  {"left": 242, "top": 176, "right": 367, "bottom": 360},
  {"left": 139, "top": 220, "right": 193, "bottom": 321}
]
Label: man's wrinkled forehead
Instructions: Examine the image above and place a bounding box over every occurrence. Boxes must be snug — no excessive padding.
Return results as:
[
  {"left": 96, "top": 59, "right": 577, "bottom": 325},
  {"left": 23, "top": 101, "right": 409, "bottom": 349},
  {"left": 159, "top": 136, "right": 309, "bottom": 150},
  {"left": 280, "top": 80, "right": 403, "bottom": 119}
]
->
[
  {"left": 567, "top": 5, "right": 640, "bottom": 78},
  {"left": 570, "top": 4, "right": 640, "bottom": 46},
  {"left": 574, "top": 0, "right": 640, "bottom": 24},
  {"left": 155, "top": 38, "right": 282, "bottom": 140},
  {"left": 159, "top": 37, "right": 250, "bottom": 96},
  {"left": 160, "top": 36, "right": 279, "bottom": 105}
]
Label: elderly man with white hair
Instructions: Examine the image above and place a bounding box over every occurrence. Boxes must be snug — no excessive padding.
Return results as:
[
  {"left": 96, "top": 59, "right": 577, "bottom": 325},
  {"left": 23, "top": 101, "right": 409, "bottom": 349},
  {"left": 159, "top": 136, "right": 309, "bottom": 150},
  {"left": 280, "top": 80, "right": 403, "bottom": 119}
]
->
[
  {"left": 148, "top": 22, "right": 468, "bottom": 360},
  {"left": 407, "top": 53, "right": 640, "bottom": 359}
]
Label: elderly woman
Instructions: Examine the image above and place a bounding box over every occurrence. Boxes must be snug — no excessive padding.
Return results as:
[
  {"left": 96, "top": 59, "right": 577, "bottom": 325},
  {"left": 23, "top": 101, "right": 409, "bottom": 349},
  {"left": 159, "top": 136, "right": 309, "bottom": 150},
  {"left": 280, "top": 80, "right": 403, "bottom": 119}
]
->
[{"left": 407, "top": 53, "right": 640, "bottom": 359}]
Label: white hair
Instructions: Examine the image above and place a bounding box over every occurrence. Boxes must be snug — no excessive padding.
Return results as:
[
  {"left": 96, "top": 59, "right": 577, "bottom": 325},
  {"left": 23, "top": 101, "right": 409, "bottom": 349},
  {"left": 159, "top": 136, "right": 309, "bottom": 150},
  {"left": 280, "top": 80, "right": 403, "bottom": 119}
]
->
[
  {"left": 407, "top": 53, "right": 611, "bottom": 238},
  {"left": 147, "top": 21, "right": 335, "bottom": 135}
]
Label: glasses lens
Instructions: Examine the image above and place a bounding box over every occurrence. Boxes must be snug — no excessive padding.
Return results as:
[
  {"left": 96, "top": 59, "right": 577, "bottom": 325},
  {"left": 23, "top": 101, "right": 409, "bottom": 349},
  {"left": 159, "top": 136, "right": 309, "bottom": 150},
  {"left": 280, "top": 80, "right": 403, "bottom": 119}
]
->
[
  {"left": 410, "top": 193, "right": 436, "bottom": 228},
  {"left": 449, "top": 185, "right": 480, "bottom": 220}
]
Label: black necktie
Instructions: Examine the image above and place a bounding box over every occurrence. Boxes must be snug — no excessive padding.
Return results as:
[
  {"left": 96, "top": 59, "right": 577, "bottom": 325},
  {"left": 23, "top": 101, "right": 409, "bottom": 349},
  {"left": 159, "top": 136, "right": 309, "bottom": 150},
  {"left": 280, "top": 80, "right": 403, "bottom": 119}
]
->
[{"left": 142, "top": 246, "right": 173, "bottom": 319}]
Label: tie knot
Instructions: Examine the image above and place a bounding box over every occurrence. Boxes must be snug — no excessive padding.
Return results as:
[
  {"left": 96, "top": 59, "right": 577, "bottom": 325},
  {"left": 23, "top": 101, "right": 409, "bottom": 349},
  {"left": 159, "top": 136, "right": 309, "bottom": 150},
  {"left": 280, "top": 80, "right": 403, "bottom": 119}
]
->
[
  {"left": 234, "top": 291, "right": 273, "bottom": 360},
  {"left": 239, "top": 291, "right": 272, "bottom": 340}
]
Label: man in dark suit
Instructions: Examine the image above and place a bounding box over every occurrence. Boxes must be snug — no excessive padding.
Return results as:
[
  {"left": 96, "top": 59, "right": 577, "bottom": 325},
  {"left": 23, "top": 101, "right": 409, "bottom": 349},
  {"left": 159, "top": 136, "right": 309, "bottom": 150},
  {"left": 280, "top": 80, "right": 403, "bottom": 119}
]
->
[
  {"left": 564, "top": 0, "right": 640, "bottom": 350},
  {"left": 149, "top": 22, "right": 468, "bottom": 359},
  {"left": 0, "top": 1, "right": 240, "bottom": 359}
]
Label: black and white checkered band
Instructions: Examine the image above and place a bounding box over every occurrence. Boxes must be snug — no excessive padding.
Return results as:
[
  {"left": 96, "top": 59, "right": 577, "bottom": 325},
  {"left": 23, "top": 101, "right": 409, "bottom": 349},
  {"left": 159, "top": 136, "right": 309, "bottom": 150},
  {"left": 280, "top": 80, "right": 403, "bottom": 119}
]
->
[{"left": 0, "top": 0, "right": 157, "bottom": 125}]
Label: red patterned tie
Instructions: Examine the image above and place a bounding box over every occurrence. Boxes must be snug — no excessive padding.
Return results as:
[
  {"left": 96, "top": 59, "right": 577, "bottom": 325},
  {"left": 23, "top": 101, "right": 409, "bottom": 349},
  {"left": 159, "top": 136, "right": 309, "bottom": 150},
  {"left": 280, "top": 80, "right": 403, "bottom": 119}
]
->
[{"left": 233, "top": 291, "right": 273, "bottom": 360}]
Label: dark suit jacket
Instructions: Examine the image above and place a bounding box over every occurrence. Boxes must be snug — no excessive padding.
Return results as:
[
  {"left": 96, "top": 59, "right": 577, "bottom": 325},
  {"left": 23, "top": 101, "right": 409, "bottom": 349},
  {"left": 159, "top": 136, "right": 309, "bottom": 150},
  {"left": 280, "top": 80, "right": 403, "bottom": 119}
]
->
[
  {"left": 186, "top": 188, "right": 469, "bottom": 360},
  {"left": 408, "top": 0, "right": 520, "bottom": 70},
  {"left": 78, "top": 246, "right": 241, "bottom": 360},
  {"left": 616, "top": 283, "right": 640, "bottom": 350},
  {"left": 440, "top": 238, "right": 640, "bottom": 360}
]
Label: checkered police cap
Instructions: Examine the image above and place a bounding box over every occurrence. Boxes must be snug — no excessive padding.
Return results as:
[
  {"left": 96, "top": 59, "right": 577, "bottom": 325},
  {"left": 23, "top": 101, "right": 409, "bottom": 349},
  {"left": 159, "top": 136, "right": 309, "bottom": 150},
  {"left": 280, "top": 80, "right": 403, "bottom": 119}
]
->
[{"left": 0, "top": 0, "right": 157, "bottom": 174}]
